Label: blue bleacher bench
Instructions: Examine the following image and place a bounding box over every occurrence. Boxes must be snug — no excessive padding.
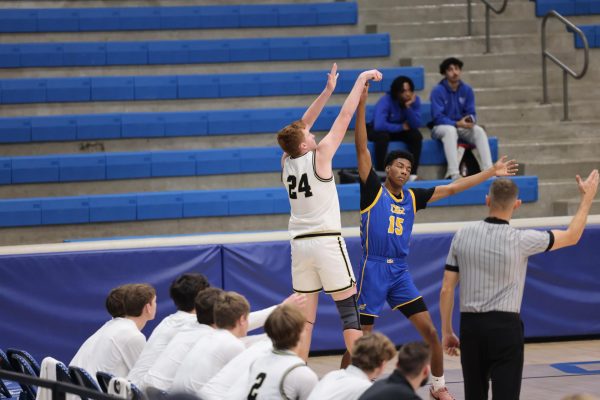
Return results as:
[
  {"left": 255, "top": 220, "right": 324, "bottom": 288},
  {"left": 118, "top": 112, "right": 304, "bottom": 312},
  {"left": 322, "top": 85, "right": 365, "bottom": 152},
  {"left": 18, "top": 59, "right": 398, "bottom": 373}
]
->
[
  {"left": 0, "top": 33, "right": 389, "bottom": 69},
  {"left": 0, "top": 176, "right": 537, "bottom": 227},
  {"left": 0, "top": 102, "right": 432, "bottom": 143},
  {"left": 0, "top": 67, "right": 425, "bottom": 105},
  {"left": 0, "top": 137, "right": 497, "bottom": 185},
  {"left": 0, "top": 3, "right": 358, "bottom": 33},
  {"left": 535, "top": 0, "right": 600, "bottom": 17},
  {"left": 568, "top": 25, "right": 599, "bottom": 48}
]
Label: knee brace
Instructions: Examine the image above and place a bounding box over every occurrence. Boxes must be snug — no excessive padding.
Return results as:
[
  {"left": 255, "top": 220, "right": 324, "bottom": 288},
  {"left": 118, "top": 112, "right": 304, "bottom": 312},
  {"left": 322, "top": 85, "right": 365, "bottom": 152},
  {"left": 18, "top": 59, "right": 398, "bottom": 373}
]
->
[{"left": 335, "top": 295, "right": 361, "bottom": 331}]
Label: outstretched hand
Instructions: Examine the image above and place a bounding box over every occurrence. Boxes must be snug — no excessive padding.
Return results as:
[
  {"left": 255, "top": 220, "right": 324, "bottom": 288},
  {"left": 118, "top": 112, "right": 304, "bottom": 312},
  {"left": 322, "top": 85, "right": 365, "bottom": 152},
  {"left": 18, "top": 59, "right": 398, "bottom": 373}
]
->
[
  {"left": 360, "top": 69, "right": 383, "bottom": 82},
  {"left": 576, "top": 169, "right": 599, "bottom": 200},
  {"left": 326, "top": 63, "right": 339, "bottom": 93},
  {"left": 282, "top": 293, "right": 307, "bottom": 311},
  {"left": 493, "top": 156, "right": 519, "bottom": 177},
  {"left": 443, "top": 333, "right": 460, "bottom": 357}
]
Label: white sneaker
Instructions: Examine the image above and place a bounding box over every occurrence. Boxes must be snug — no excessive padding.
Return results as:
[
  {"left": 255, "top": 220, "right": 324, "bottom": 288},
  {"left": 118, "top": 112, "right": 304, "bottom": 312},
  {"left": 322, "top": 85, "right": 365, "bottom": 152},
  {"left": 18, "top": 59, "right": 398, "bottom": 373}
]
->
[{"left": 409, "top": 175, "right": 418, "bottom": 182}]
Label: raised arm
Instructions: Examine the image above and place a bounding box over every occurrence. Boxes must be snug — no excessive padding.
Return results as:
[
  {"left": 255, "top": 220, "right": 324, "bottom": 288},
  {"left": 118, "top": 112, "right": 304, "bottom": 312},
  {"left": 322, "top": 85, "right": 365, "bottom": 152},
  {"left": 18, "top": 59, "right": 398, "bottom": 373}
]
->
[
  {"left": 316, "top": 69, "right": 382, "bottom": 164},
  {"left": 428, "top": 156, "right": 519, "bottom": 203},
  {"left": 355, "top": 84, "right": 372, "bottom": 183},
  {"left": 551, "top": 169, "right": 599, "bottom": 250},
  {"left": 301, "top": 63, "right": 338, "bottom": 131},
  {"left": 440, "top": 270, "right": 460, "bottom": 356}
]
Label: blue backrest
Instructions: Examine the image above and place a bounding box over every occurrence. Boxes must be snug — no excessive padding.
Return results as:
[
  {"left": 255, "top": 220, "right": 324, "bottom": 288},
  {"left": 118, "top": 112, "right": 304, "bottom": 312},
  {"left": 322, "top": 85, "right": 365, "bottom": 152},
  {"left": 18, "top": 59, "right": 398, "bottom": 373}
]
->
[
  {"left": 6, "top": 350, "right": 39, "bottom": 376},
  {"left": 8, "top": 354, "right": 36, "bottom": 400},
  {"left": 95, "top": 371, "right": 113, "bottom": 393},
  {"left": 68, "top": 366, "right": 101, "bottom": 392},
  {"left": 0, "top": 350, "right": 13, "bottom": 398}
]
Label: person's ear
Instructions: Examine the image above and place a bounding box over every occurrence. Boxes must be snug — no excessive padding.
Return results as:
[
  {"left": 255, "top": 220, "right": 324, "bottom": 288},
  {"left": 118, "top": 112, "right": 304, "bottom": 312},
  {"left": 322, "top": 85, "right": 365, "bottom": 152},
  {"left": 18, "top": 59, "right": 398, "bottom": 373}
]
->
[
  {"left": 485, "top": 195, "right": 490, "bottom": 207},
  {"left": 514, "top": 199, "right": 522, "bottom": 210},
  {"left": 423, "top": 364, "right": 431, "bottom": 378}
]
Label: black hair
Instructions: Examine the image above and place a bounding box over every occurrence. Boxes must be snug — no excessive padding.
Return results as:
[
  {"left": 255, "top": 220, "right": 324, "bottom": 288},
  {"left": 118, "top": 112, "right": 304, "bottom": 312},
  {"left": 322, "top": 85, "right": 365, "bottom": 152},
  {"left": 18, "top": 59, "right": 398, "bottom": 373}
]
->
[
  {"left": 390, "top": 76, "right": 415, "bottom": 102},
  {"left": 170, "top": 273, "right": 210, "bottom": 312},
  {"left": 384, "top": 150, "right": 414, "bottom": 168},
  {"left": 439, "top": 57, "right": 464, "bottom": 75}
]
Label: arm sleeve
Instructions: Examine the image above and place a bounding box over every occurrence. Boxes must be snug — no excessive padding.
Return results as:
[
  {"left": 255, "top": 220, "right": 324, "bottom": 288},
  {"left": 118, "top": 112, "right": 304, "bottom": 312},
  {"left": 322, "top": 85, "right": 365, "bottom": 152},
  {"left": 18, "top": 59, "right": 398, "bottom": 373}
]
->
[
  {"left": 430, "top": 87, "right": 457, "bottom": 126},
  {"left": 464, "top": 86, "right": 477, "bottom": 121},
  {"left": 410, "top": 187, "right": 435, "bottom": 211},
  {"left": 284, "top": 367, "right": 319, "bottom": 400},
  {"left": 373, "top": 96, "right": 403, "bottom": 133},
  {"left": 248, "top": 306, "right": 276, "bottom": 331},
  {"left": 405, "top": 96, "right": 422, "bottom": 130},
  {"left": 445, "top": 232, "right": 460, "bottom": 270},
  {"left": 519, "top": 229, "right": 555, "bottom": 257},
  {"left": 360, "top": 168, "right": 382, "bottom": 211}
]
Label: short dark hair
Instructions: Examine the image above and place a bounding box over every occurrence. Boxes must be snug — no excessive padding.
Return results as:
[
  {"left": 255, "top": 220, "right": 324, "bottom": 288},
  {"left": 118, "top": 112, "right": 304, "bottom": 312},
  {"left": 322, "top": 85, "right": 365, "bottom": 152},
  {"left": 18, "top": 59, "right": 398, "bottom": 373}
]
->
[
  {"left": 396, "top": 342, "right": 431, "bottom": 378},
  {"left": 195, "top": 287, "right": 223, "bottom": 326},
  {"left": 384, "top": 150, "right": 414, "bottom": 168},
  {"left": 170, "top": 273, "right": 210, "bottom": 312},
  {"left": 489, "top": 179, "right": 519, "bottom": 209},
  {"left": 213, "top": 291, "right": 250, "bottom": 330},
  {"left": 351, "top": 333, "right": 397, "bottom": 373},
  {"left": 390, "top": 76, "right": 415, "bottom": 101},
  {"left": 123, "top": 284, "right": 156, "bottom": 317},
  {"left": 277, "top": 120, "right": 307, "bottom": 158},
  {"left": 105, "top": 284, "right": 130, "bottom": 318},
  {"left": 439, "top": 57, "right": 464, "bottom": 75},
  {"left": 264, "top": 304, "right": 305, "bottom": 351}
]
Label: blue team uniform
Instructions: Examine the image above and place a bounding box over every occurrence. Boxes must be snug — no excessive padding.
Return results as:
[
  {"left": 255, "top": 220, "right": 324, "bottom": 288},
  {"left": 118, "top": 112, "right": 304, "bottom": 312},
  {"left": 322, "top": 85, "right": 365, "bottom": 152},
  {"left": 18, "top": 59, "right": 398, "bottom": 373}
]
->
[{"left": 357, "top": 170, "right": 434, "bottom": 318}]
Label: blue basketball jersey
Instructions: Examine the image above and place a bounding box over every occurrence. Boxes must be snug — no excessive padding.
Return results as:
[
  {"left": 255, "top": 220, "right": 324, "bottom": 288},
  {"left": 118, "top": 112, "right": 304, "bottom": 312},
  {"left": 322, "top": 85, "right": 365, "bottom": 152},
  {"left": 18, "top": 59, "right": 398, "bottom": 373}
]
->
[{"left": 360, "top": 185, "right": 416, "bottom": 261}]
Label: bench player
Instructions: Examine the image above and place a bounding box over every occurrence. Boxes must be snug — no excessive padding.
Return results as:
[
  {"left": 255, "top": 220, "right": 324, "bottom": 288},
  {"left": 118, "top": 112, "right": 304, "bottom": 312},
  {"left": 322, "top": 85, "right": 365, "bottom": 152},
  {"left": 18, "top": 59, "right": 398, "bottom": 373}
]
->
[{"left": 277, "top": 64, "right": 382, "bottom": 360}]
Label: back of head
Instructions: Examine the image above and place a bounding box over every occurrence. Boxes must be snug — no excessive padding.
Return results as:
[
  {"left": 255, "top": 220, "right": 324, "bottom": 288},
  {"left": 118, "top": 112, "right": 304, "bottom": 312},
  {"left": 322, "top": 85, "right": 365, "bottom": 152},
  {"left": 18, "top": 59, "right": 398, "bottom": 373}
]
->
[
  {"left": 390, "top": 76, "right": 415, "bottom": 101},
  {"left": 124, "top": 284, "right": 156, "bottom": 317},
  {"left": 213, "top": 291, "right": 250, "bottom": 330},
  {"left": 351, "top": 333, "right": 397, "bottom": 373},
  {"left": 170, "top": 273, "right": 210, "bottom": 312},
  {"left": 439, "top": 57, "right": 464, "bottom": 75},
  {"left": 277, "top": 120, "right": 306, "bottom": 158},
  {"left": 264, "top": 304, "right": 305, "bottom": 351},
  {"left": 396, "top": 342, "right": 431, "bottom": 378},
  {"left": 384, "top": 150, "right": 414, "bottom": 169},
  {"left": 195, "top": 287, "right": 224, "bottom": 325},
  {"left": 489, "top": 178, "right": 519, "bottom": 210},
  {"left": 105, "top": 284, "right": 129, "bottom": 318}
]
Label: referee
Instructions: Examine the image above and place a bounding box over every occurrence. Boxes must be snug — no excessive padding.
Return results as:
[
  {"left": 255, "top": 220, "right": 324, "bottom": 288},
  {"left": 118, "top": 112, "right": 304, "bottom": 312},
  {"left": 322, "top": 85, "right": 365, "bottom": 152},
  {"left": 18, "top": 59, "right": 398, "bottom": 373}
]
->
[{"left": 439, "top": 171, "right": 599, "bottom": 400}]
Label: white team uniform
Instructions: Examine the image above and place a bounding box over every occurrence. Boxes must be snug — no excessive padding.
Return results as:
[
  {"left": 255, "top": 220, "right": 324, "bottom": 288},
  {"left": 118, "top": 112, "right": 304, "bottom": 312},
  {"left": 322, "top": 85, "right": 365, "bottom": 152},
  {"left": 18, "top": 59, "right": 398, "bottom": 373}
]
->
[
  {"left": 282, "top": 151, "right": 355, "bottom": 293},
  {"left": 307, "top": 365, "right": 372, "bottom": 400},
  {"left": 244, "top": 350, "right": 318, "bottom": 400}
]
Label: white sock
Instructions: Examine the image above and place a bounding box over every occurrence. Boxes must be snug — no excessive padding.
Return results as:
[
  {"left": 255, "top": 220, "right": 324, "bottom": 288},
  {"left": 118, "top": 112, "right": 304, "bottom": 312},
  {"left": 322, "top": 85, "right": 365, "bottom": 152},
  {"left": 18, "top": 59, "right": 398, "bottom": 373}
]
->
[{"left": 431, "top": 375, "right": 445, "bottom": 391}]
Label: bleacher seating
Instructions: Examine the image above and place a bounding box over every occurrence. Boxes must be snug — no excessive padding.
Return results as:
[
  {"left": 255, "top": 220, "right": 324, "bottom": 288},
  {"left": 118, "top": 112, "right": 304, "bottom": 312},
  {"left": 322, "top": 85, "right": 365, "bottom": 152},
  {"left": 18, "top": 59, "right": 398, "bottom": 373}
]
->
[
  {"left": 569, "top": 25, "right": 599, "bottom": 48},
  {"left": 0, "top": 3, "right": 358, "bottom": 33},
  {"left": 0, "top": 103, "right": 434, "bottom": 143},
  {"left": 0, "top": 67, "right": 425, "bottom": 105},
  {"left": 0, "top": 138, "right": 498, "bottom": 186},
  {"left": 0, "top": 34, "right": 390, "bottom": 69},
  {"left": 535, "top": 0, "right": 600, "bottom": 17},
  {"left": 0, "top": 176, "right": 538, "bottom": 227}
]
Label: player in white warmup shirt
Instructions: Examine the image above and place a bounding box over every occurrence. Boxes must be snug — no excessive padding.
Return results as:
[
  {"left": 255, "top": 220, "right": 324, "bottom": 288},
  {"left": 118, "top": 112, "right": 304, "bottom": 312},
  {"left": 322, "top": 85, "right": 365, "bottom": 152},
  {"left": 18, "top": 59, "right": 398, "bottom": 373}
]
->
[
  {"left": 245, "top": 305, "right": 318, "bottom": 400},
  {"left": 278, "top": 64, "right": 383, "bottom": 359},
  {"left": 308, "top": 333, "right": 396, "bottom": 400}
]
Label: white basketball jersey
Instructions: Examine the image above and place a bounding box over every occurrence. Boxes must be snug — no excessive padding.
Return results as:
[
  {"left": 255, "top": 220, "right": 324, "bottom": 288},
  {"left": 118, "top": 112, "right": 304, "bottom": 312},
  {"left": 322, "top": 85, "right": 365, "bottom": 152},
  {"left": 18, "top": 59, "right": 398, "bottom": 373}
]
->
[
  {"left": 245, "top": 350, "right": 306, "bottom": 400},
  {"left": 282, "top": 151, "right": 341, "bottom": 238}
]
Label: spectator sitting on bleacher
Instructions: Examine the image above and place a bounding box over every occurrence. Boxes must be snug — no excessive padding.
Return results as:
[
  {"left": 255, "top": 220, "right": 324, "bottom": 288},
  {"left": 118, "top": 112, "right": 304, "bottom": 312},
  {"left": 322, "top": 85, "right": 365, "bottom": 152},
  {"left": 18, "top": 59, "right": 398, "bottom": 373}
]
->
[
  {"left": 370, "top": 76, "right": 423, "bottom": 181},
  {"left": 70, "top": 284, "right": 157, "bottom": 379},
  {"left": 430, "top": 57, "right": 493, "bottom": 180}
]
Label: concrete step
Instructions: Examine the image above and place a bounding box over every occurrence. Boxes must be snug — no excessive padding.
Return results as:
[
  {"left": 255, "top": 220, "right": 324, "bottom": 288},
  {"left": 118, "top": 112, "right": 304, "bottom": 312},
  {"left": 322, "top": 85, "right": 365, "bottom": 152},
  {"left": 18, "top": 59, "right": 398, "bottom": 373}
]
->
[
  {"left": 476, "top": 100, "right": 600, "bottom": 123},
  {"left": 524, "top": 159, "right": 600, "bottom": 180},
  {"left": 500, "top": 137, "right": 600, "bottom": 163},
  {"left": 553, "top": 198, "right": 600, "bottom": 216},
  {"left": 484, "top": 120, "right": 600, "bottom": 141},
  {"left": 361, "top": 0, "right": 530, "bottom": 7}
]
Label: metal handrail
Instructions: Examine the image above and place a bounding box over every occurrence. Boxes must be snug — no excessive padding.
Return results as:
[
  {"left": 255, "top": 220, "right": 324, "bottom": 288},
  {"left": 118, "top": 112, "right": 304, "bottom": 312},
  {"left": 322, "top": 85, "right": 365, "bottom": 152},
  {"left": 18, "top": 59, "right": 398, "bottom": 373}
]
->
[
  {"left": 466, "top": 0, "right": 509, "bottom": 53},
  {"left": 541, "top": 10, "right": 589, "bottom": 121},
  {"left": 0, "top": 369, "right": 121, "bottom": 400}
]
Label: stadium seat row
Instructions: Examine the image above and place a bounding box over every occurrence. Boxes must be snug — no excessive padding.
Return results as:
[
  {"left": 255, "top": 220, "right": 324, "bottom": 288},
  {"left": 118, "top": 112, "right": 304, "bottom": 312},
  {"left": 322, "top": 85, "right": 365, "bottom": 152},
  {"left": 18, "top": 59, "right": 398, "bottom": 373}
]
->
[
  {"left": 0, "top": 34, "right": 390, "bottom": 69},
  {"left": 570, "top": 25, "right": 600, "bottom": 48},
  {"left": 0, "top": 176, "right": 537, "bottom": 227},
  {"left": 0, "top": 139, "right": 498, "bottom": 185},
  {"left": 0, "top": 2, "right": 358, "bottom": 33},
  {"left": 0, "top": 67, "right": 424, "bottom": 105},
  {"left": 535, "top": 0, "right": 600, "bottom": 17},
  {"left": 0, "top": 104, "right": 433, "bottom": 143}
]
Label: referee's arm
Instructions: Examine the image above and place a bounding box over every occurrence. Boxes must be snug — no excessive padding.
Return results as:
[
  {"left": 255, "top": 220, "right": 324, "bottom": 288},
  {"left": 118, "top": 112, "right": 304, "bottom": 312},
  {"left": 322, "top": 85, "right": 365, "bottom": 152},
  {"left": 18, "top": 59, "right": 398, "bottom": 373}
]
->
[{"left": 440, "top": 268, "right": 460, "bottom": 357}]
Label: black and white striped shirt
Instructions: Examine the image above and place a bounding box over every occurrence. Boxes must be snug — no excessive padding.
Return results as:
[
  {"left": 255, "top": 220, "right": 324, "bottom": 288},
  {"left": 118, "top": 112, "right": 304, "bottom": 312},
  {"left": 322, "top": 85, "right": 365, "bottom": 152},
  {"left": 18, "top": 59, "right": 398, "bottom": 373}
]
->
[{"left": 446, "top": 217, "right": 554, "bottom": 313}]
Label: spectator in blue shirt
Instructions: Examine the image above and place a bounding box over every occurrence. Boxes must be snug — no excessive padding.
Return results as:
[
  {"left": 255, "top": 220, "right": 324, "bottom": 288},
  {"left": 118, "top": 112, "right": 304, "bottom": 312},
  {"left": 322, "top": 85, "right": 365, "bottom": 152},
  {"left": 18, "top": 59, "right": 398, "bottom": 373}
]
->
[
  {"left": 370, "top": 76, "right": 423, "bottom": 180},
  {"left": 430, "top": 58, "right": 493, "bottom": 180}
]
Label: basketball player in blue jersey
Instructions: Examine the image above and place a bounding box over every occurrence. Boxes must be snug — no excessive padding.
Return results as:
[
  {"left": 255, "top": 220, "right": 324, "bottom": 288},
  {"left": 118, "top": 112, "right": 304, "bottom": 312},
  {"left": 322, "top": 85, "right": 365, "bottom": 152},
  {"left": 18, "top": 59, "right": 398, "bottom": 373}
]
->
[{"left": 341, "top": 85, "right": 518, "bottom": 400}]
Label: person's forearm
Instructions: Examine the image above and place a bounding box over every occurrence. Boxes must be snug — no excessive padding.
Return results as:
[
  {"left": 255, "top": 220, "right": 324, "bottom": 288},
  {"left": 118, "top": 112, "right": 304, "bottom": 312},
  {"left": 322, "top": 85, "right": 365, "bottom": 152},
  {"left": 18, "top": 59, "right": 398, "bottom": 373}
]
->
[
  {"left": 248, "top": 306, "right": 276, "bottom": 331},
  {"left": 440, "top": 287, "right": 455, "bottom": 335},
  {"left": 355, "top": 102, "right": 368, "bottom": 150},
  {"left": 566, "top": 196, "right": 594, "bottom": 244},
  {"left": 302, "top": 88, "right": 333, "bottom": 128},
  {"left": 446, "top": 165, "right": 495, "bottom": 194},
  {"left": 338, "top": 76, "right": 368, "bottom": 123}
]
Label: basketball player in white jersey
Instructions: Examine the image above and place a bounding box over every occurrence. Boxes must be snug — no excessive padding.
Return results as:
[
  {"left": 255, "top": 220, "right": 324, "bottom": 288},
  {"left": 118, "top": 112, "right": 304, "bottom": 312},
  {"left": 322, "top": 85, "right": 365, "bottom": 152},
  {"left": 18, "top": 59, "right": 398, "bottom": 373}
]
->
[
  {"left": 245, "top": 305, "right": 318, "bottom": 400},
  {"left": 277, "top": 64, "right": 383, "bottom": 359}
]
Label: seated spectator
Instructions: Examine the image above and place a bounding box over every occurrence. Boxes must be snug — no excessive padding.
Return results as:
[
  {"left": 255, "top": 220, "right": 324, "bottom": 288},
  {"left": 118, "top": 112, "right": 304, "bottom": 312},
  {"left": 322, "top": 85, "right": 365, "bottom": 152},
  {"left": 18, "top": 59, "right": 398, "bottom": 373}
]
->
[
  {"left": 142, "top": 287, "right": 222, "bottom": 391},
  {"left": 171, "top": 291, "right": 251, "bottom": 394},
  {"left": 308, "top": 332, "right": 397, "bottom": 400},
  {"left": 128, "top": 273, "right": 210, "bottom": 387},
  {"left": 70, "top": 284, "right": 157, "bottom": 378},
  {"left": 243, "top": 304, "right": 318, "bottom": 400},
  {"left": 359, "top": 341, "right": 431, "bottom": 400},
  {"left": 430, "top": 57, "right": 493, "bottom": 180},
  {"left": 371, "top": 76, "right": 423, "bottom": 180}
]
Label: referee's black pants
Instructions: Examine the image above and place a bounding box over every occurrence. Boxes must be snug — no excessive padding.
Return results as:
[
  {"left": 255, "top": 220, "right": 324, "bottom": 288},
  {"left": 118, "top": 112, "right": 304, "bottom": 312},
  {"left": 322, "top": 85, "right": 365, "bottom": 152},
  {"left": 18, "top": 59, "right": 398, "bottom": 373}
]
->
[
  {"left": 460, "top": 312, "right": 524, "bottom": 400},
  {"left": 367, "top": 128, "right": 422, "bottom": 173}
]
